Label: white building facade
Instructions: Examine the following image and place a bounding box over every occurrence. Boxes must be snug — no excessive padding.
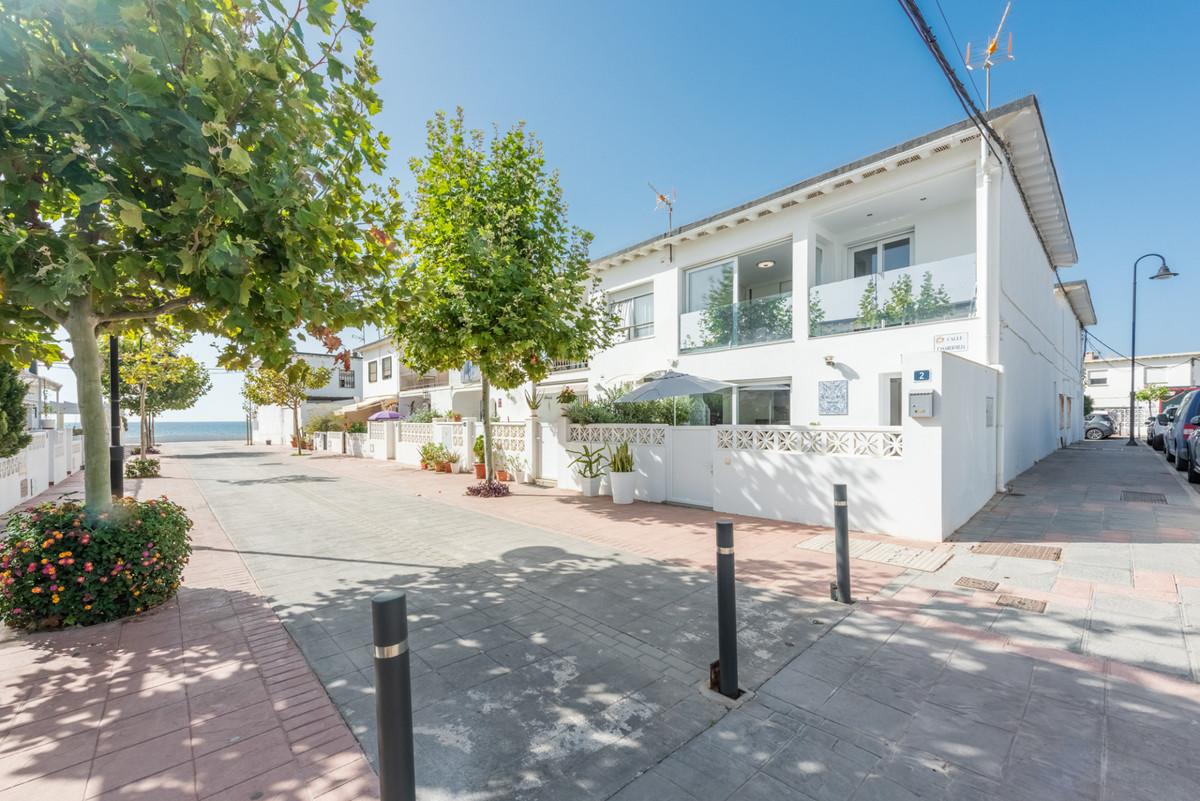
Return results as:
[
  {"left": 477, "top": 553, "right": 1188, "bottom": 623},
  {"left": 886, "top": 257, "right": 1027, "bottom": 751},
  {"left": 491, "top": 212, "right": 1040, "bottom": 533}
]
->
[
  {"left": 313, "top": 97, "right": 1094, "bottom": 542},
  {"left": 250, "top": 352, "right": 361, "bottom": 445},
  {"left": 1085, "top": 351, "right": 1200, "bottom": 434}
]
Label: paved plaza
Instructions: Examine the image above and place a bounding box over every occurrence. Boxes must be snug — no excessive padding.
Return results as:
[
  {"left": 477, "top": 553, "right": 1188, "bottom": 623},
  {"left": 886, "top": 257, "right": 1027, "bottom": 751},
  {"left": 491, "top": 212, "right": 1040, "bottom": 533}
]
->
[{"left": 1, "top": 438, "right": 1199, "bottom": 799}]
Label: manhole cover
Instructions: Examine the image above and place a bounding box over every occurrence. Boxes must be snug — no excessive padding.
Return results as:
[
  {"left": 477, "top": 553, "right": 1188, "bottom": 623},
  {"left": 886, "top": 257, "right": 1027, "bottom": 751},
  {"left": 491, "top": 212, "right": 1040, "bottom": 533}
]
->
[
  {"left": 1121, "top": 490, "right": 1167, "bottom": 504},
  {"left": 955, "top": 576, "right": 999, "bottom": 591},
  {"left": 971, "top": 543, "right": 1062, "bottom": 561},
  {"left": 996, "top": 594, "right": 1046, "bottom": 613}
]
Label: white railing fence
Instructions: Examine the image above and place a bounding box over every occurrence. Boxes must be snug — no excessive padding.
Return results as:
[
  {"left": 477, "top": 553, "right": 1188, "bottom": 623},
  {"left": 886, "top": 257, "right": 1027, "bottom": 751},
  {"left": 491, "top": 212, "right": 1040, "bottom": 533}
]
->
[
  {"left": 2, "top": 431, "right": 87, "bottom": 517},
  {"left": 715, "top": 426, "right": 903, "bottom": 457}
]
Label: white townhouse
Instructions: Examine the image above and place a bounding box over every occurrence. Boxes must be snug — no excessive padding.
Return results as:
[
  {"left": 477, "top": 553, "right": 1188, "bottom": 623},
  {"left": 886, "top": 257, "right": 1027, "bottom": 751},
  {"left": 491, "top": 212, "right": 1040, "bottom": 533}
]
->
[
  {"left": 250, "top": 351, "right": 361, "bottom": 445},
  {"left": 316, "top": 96, "right": 1097, "bottom": 542},
  {"left": 566, "top": 95, "right": 1094, "bottom": 538},
  {"left": 1084, "top": 351, "right": 1200, "bottom": 432}
]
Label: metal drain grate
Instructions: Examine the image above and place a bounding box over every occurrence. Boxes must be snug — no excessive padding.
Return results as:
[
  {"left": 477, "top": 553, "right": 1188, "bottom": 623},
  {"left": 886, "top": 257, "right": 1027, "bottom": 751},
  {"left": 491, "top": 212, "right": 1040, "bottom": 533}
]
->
[
  {"left": 1121, "top": 491, "right": 1167, "bottom": 504},
  {"left": 996, "top": 594, "right": 1046, "bottom": 614},
  {"left": 971, "top": 543, "right": 1062, "bottom": 561},
  {"left": 955, "top": 577, "right": 1000, "bottom": 592}
]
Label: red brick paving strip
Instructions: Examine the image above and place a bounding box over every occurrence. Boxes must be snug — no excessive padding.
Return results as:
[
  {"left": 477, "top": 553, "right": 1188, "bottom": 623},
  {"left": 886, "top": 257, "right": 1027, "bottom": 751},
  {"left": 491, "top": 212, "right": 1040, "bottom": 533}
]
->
[{"left": 0, "top": 468, "right": 378, "bottom": 801}]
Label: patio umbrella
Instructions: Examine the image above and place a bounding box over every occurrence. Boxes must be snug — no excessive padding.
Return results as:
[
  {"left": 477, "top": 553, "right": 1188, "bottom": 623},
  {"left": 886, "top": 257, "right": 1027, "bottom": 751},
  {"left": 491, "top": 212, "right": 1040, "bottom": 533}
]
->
[
  {"left": 614, "top": 371, "right": 732, "bottom": 425},
  {"left": 367, "top": 409, "right": 402, "bottom": 421}
]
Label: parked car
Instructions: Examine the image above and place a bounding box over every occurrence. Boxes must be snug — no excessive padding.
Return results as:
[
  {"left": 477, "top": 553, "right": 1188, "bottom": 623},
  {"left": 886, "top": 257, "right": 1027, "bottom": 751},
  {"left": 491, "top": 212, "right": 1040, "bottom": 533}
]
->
[
  {"left": 1084, "top": 413, "right": 1115, "bottom": 440},
  {"left": 1149, "top": 406, "right": 1178, "bottom": 451},
  {"left": 1187, "top": 419, "right": 1200, "bottom": 484},
  {"left": 1165, "top": 390, "right": 1200, "bottom": 472}
]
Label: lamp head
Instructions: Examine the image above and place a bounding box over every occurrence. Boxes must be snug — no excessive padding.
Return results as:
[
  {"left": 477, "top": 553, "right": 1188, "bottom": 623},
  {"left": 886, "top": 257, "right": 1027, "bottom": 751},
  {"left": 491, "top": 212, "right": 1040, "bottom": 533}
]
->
[{"left": 1150, "top": 263, "right": 1177, "bottom": 280}]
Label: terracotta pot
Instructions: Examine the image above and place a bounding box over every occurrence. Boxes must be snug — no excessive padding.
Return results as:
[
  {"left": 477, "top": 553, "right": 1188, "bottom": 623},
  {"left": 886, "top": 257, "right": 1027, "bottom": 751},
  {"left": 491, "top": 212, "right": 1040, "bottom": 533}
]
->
[
  {"left": 474, "top": 463, "right": 486, "bottom": 479},
  {"left": 420, "top": 461, "right": 427, "bottom": 470},
  {"left": 497, "top": 469, "right": 511, "bottom": 482}
]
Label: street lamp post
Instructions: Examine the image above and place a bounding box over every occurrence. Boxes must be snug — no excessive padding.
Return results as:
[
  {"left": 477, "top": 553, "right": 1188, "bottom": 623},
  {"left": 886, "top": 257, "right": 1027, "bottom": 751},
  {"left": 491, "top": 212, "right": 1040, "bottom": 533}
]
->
[
  {"left": 109, "top": 335, "right": 125, "bottom": 496},
  {"left": 1127, "top": 253, "right": 1177, "bottom": 445}
]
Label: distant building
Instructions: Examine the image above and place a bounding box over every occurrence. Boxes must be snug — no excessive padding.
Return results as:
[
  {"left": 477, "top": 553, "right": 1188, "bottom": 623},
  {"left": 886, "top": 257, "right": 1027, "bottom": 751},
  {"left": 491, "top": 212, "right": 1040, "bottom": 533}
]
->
[
  {"left": 1085, "top": 351, "right": 1200, "bottom": 433},
  {"left": 249, "top": 352, "right": 362, "bottom": 446},
  {"left": 19, "top": 366, "right": 62, "bottom": 430}
]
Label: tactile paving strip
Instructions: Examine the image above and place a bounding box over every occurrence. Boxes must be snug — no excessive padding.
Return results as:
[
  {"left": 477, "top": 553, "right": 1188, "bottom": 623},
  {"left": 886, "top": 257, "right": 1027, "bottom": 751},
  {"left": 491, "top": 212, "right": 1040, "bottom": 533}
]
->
[{"left": 797, "top": 535, "right": 953, "bottom": 573}]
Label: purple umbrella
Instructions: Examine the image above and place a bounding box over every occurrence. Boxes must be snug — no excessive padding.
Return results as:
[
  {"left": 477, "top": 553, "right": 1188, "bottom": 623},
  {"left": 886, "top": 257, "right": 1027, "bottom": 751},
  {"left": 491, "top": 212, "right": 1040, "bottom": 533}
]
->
[{"left": 367, "top": 409, "right": 402, "bottom": 421}]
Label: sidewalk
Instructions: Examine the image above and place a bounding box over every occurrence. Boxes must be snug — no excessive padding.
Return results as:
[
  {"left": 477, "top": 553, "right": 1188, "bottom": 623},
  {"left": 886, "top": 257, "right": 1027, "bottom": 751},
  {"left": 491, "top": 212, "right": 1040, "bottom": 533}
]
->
[{"left": 0, "top": 469, "right": 377, "bottom": 800}]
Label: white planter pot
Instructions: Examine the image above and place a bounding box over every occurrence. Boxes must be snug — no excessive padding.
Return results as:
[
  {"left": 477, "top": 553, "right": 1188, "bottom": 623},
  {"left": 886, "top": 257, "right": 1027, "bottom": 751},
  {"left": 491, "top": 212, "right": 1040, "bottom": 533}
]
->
[
  {"left": 578, "top": 474, "right": 602, "bottom": 497},
  {"left": 610, "top": 471, "right": 636, "bottom": 505}
]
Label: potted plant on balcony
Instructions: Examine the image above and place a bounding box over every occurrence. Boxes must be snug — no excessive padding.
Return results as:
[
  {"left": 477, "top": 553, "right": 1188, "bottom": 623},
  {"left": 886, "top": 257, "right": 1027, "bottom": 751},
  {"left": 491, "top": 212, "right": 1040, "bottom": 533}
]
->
[
  {"left": 568, "top": 445, "right": 607, "bottom": 497},
  {"left": 473, "top": 435, "right": 487, "bottom": 479},
  {"left": 608, "top": 441, "right": 635, "bottom": 505}
]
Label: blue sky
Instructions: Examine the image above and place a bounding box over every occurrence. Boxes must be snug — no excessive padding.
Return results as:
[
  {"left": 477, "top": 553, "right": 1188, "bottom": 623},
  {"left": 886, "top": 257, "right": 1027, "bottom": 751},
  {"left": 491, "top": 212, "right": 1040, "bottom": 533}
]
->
[{"left": 45, "top": 0, "right": 1200, "bottom": 419}]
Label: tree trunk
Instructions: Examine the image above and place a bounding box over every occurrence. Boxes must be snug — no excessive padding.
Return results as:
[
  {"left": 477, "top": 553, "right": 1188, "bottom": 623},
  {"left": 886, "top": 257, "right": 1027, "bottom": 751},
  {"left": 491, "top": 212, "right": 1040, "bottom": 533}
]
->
[
  {"left": 481, "top": 375, "right": 493, "bottom": 481},
  {"left": 62, "top": 298, "right": 112, "bottom": 513},
  {"left": 292, "top": 403, "right": 302, "bottom": 455}
]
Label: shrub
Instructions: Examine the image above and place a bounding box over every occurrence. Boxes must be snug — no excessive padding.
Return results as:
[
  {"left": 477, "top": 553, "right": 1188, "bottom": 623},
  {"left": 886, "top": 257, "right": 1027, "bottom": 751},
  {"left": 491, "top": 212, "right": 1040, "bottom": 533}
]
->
[
  {"left": 0, "top": 363, "right": 32, "bottom": 458},
  {"left": 124, "top": 457, "right": 160, "bottom": 478},
  {"left": 0, "top": 498, "right": 193, "bottom": 630},
  {"left": 473, "top": 435, "right": 485, "bottom": 462},
  {"left": 562, "top": 383, "right": 699, "bottom": 425},
  {"left": 346, "top": 421, "right": 367, "bottom": 434},
  {"left": 465, "top": 480, "right": 510, "bottom": 498},
  {"left": 406, "top": 408, "right": 444, "bottom": 424},
  {"left": 304, "top": 412, "right": 346, "bottom": 435},
  {"left": 609, "top": 441, "right": 634, "bottom": 473}
]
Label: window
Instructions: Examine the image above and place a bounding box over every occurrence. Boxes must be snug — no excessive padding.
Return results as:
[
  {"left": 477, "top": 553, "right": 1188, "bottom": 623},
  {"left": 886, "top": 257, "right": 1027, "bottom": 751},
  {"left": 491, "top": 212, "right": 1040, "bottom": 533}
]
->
[
  {"left": 381, "top": 356, "right": 393, "bottom": 380},
  {"left": 849, "top": 232, "right": 913, "bottom": 278},
  {"left": 1088, "top": 370, "right": 1108, "bottom": 386},
  {"left": 736, "top": 384, "right": 791, "bottom": 425},
  {"left": 367, "top": 360, "right": 378, "bottom": 383},
  {"left": 1144, "top": 366, "right": 1168, "bottom": 385},
  {"left": 685, "top": 261, "right": 732, "bottom": 314},
  {"left": 814, "top": 246, "right": 826, "bottom": 284},
  {"left": 338, "top": 370, "right": 355, "bottom": 389},
  {"left": 609, "top": 285, "right": 654, "bottom": 342}
]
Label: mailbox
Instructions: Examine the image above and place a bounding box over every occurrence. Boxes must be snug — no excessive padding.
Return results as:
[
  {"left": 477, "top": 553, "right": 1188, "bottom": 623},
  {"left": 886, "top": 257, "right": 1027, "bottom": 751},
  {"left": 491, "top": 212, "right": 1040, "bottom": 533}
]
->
[{"left": 908, "top": 391, "right": 934, "bottom": 418}]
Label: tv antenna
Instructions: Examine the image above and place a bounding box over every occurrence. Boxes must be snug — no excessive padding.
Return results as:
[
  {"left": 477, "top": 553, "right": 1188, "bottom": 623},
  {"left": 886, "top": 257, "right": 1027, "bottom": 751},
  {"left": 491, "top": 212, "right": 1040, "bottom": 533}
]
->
[
  {"left": 649, "top": 183, "right": 676, "bottom": 262},
  {"left": 965, "top": 2, "right": 1015, "bottom": 110}
]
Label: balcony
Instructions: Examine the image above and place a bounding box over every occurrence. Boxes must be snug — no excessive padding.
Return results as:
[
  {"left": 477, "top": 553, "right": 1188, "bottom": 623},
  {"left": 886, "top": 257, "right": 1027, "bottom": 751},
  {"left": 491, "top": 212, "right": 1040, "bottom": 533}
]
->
[
  {"left": 398, "top": 370, "right": 449, "bottom": 392},
  {"left": 807, "top": 254, "right": 976, "bottom": 337},
  {"left": 548, "top": 359, "right": 589, "bottom": 373},
  {"left": 680, "top": 292, "right": 793, "bottom": 353}
]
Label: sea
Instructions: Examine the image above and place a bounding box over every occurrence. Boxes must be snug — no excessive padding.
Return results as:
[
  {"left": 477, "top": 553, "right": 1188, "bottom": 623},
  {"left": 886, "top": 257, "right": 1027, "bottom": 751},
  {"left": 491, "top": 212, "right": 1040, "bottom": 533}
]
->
[{"left": 124, "top": 420, "right": 246, "bottom": 443}]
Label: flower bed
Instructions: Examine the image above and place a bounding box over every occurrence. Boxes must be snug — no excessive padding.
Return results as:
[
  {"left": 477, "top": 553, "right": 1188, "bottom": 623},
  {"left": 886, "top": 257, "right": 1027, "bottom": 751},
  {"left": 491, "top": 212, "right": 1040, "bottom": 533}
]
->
[
  {"left": 125, "top": 457, "right": 160, "bottom": 478},
  {"left": 0, "top": 497, "right": 192, "bottom": 630}
]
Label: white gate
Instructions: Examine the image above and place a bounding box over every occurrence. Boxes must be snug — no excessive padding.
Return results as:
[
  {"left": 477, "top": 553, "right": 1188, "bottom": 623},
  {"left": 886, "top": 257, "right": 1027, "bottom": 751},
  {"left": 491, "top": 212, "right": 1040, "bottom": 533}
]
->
[
  {"left": 538, "top": 422, "right": 559, "bottom": 483},
  {"left": 668, "top": 427, "right": 714, "bottom": 507}
]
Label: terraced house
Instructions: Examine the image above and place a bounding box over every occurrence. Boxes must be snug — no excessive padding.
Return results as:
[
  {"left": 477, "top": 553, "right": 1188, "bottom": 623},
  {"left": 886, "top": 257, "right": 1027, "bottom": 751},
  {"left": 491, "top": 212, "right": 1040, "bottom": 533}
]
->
[{"left": 570, "top": 95, "right": 1095, "bottom": 539}]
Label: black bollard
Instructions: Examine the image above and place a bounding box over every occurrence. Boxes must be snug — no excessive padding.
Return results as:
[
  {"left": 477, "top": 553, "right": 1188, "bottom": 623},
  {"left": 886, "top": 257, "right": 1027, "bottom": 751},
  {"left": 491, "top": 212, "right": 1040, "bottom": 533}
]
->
[
  {"left": 714, "top": 519, "right": 739, "bottom": 698},
  {"left": 372, "top": 591, "right": 416, "bottom": 801},
  {"left": 831, "top": 484, "right": 853, "bottom": 604},
  {"left": 108, "top": 336, "right": 124, "bottom": 498}
]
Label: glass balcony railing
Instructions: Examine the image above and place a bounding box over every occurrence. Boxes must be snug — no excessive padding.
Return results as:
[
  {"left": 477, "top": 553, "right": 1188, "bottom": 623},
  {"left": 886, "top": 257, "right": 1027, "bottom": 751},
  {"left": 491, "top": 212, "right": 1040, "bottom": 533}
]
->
[
  {"left": 807, "top": 254, "right": 976, "bottom": 338},
  {"left": 679, "top": 292, "right": 793, "bottom": 352}
]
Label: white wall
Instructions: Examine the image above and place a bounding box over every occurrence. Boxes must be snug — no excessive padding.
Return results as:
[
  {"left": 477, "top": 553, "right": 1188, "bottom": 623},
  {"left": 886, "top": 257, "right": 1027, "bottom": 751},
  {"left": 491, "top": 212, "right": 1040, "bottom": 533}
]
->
[
  {"left": 993, "top": 172, "right": 1085, "bottom": 480},
  {"left": 1085, "top": 355, "right": 1200, "bottom": 410}
]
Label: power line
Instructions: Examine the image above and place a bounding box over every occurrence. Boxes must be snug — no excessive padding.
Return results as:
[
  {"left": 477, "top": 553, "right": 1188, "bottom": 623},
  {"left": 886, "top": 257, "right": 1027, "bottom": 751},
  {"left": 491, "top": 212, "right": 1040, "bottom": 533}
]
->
[
  {"left": 896, "top": 0, "right": 1058, "bottom": 272},
  {"left": 933, "top": 0, "right": 985, "bottom": 107}
]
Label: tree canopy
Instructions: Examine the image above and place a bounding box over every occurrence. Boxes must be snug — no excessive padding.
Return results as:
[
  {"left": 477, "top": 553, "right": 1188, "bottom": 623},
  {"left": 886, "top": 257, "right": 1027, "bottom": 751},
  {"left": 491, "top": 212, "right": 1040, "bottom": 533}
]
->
[
  {"left": 0, "top": 362, "right": 32, "bottom": 458},
  {"left": 243, "top": 361, "right": 331, "bottom": 454},
  {"left": 392, "top": 110, "right": 613, "bottom": 479},
  {"left": 0, "top": 0, "right": 403, "bottom": 509}
]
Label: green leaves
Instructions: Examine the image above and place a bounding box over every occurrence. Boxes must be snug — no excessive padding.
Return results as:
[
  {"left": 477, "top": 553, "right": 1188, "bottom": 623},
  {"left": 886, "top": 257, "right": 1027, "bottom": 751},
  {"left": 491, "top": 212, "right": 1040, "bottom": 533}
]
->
[{"left": 0, "top": 0, "right": 403, "bottom": 508}]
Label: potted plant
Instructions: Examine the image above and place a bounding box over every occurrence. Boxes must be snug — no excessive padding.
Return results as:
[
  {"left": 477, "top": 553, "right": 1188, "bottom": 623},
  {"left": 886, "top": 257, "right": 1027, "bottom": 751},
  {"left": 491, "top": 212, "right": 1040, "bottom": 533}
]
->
[
  {"left": 445, "top": 451, "right": 460, "bottom": 473},
  {"left": 556, "top": 386, "right": 577, "bottom": 405},
  {"left": 473, "top": 435, "right": 487, "bottom": 479},
  {"left": 418, "top": 441, "right": 438, "bottom": 470},
  {"left": 608, "top": 441, "right": 635, "bottom": 504},
  {"left": 568, "top": 445, "right": 607, "bottom": 497}
]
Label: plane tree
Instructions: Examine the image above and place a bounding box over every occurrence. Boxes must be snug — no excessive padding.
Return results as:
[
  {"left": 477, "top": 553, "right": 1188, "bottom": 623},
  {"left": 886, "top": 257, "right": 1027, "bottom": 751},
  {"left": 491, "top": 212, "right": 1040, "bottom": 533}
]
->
[
  {"left": 0, "top": 0, "right": 403, "bottom": 511},
  {"left": 392, "top": 110, "right": 614, "bottom": 484}
]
